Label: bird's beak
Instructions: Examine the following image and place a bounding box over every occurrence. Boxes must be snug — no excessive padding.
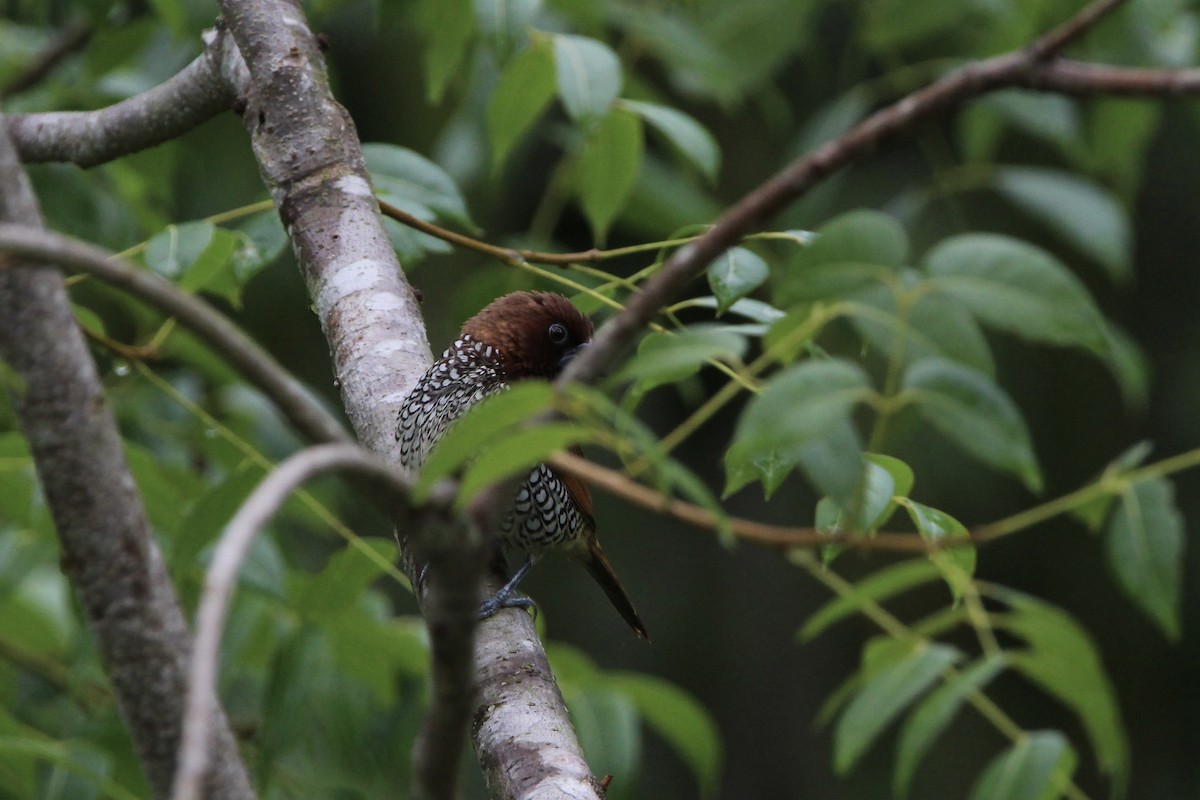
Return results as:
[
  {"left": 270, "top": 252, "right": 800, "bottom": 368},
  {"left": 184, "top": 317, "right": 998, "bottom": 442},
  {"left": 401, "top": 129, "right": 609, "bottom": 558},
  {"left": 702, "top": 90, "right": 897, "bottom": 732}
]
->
[{"left": 558, "top": 341, "right": 589, "bottom": 369}]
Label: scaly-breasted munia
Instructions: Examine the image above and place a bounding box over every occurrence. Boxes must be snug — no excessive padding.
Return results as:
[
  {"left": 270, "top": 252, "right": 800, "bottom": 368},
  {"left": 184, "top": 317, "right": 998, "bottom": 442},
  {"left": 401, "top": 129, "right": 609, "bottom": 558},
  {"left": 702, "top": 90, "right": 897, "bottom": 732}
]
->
[{"left": 396, "top": 291, "right": 648, "bottom": 639}]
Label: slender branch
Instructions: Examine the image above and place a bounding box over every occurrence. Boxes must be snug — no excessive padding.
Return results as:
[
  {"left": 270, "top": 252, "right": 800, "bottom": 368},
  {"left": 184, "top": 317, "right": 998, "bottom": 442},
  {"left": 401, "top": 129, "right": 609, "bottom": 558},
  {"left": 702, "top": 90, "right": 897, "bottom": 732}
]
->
[
  {"left": 1026, "top": 0, "right": 1124, "bottom": 60},
  {"left": 1024, "top": 59, "right": 1200, "bottom": 94},
  {"left": 0, "top": 223, "right": 351, "bottom": 446},
  {"left": 172, "top": 443, "right": 417, "bottom": 800},
  {"left": 0, "top": 115, "right": 254, "bottom": 797},
  {"left": 0, "top": 18, "right": 93, "bottom": 99},
  {"left": 7, "top": 27, "right": 238, "bottom": 167},
  {"left": 550, "top": 451, "right": 942, "bottom": 553},
  {"left": 556, "top": 0, "right": 1134, "bottom": 387}
]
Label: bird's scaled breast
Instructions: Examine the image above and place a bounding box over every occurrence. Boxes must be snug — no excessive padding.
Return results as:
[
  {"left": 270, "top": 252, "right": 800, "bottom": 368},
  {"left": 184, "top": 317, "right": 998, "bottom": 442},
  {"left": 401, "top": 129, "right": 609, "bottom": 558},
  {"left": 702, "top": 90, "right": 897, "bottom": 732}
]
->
[{"left": 501, "top": 463, "right": 588, "bottom": 554}]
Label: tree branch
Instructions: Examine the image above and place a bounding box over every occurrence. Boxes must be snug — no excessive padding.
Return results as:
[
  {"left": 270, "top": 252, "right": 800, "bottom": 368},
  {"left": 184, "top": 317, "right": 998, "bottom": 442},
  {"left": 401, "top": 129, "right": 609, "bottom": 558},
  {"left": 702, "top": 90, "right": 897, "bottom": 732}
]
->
[
  {"left": 6, "top": 26, "right": 239, "bottom": 167},
  {"left": 1024, "top": 59, "right": 1200, "bottom": 94},
  {"left": 558, "top": 0, "right": 1138, "bottom": 387},
  {"left": 0, "top": 223, "right": 350, "bottom": 446},
  {"left": 172, "top": 443, "right": 416, "bottom": 800},
  {"left": 0, "top": 116, "right": 254, "bottom": 798},
  {"left": 211, "top": 2, "right": 596, "bottom": 797}
]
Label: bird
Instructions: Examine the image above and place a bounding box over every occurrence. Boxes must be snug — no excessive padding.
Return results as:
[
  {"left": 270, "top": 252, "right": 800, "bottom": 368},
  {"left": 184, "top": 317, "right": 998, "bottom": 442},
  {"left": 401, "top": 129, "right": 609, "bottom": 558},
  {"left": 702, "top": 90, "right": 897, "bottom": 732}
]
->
[{"left": 396, "top": 291, "right": 649, "bottom": 640}]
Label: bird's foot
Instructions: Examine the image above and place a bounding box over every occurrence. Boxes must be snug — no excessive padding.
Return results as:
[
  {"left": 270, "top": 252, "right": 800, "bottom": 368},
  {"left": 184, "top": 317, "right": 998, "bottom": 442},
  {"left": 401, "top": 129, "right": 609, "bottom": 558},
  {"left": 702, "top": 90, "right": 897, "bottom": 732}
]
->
[{"left": 478, "top": 588, "right": 538, "bottom": 622}]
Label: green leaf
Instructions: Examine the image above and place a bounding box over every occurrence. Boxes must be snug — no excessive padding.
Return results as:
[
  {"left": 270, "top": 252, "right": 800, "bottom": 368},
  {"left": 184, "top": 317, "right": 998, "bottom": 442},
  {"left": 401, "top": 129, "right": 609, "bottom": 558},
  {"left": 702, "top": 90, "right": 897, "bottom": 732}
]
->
[
  {"left": 847, "top": 276, "right": 996, "bottom": 377},
  {"left": 487, "top": 40, "right": 556, "bottom": 167},
  {"left": 992, "top": 166, "right": 1131, "bottom": 283},
  {"left": 229, "top": 211, "right": 289, "bottom": 289},
  {"left": 474, "top": 0, "right": 541, "bottom": 62},
  {"left": 1086, "top": 99, "right": 1160, "bottom": 198},
  {"left": 834, "top": 643, "right": 962, "bottom": 774},
  {"left": 1103, "top": 320, "right": 1149, "bottom": 411},
  {"left": 364, "top": 143, "right": 474, "bottom": 230},
  {"left": 793, "top": 419, "right": 864, "bottom": 506},
  {"left": 608, "top": 673, "right": 722, "bottom": 798},
  {"left": 416, "top": 382, "right": 556, "bottom": 494},
  {"left": 863, "top": 0, "right": 968, "bottom": 49},
  {"left": 296, "top": 539, "right": 398, "bottom": 623},
  {"left": 707, "top": 247, "right": 769, "bottom": 314},
  {"left": 143, "top": 222, "right": 240, "bottom": 297},
  {"left": 1072, "top": 441, "right": 1153, "bottom": 531},
  {"left": 778, "top": 210, "right": 909, "bottom": 305},
  {"left": 553, "top": 34, "right": 621, "bottom": 124},
  {"left": 904, "top": 501, "right": 976, "bottom": 603},
  {"left": 995, "top": 588, "right": 1129, "bottom": 790},
  {"left": 813, "top": 455, "right": 900, "bottom": 533},
  {"left": 577, "top": 108, "right": 643, "bottom": 242},
  {"left": 800, "top": 559, "right": 942, "bottom": 641},
  {"left": 763, "top": 305, "right": 824, "bottom": 364},
  {"left": 867, "top": 453, "right": 914, "bottom": 499},
  {"left": 968, "top": 731, "right": 1076, "bottom": 800},
  {"left": 71, "top": 304, "right": 106, "bottom": 337},
  {"left": 730, "top": 359, "right": 871, "bottom": 458},
  {"left": 1105, "top": 478, "right": 1183, "bottom": 639},
  {"left": 176, "top": 464, "right": 266, "bottom": 572},
  {"left": 903, "top": 358, "right": 1041, "bottom": 492},
  {"left": 923, "top": 234, "right": 1108, "bottom": 355},
  {"left": 895, "top": 654, "right": 1009, "bottom": 797},
  {"left": 615, "top": 326, "right": 747, "bottom": 391},
  {"left": 959, "top": 91, "right": 1081, "bottom": 162},
  {"left": 621, "top": 99, "right": 720, "bottom": 183},
  {"left": 568, "top": 690, "right": 641, "bottom": 784},
  {"left": 418, "top": 0, "right": 475, "bottom": 101},
  {"left": 458, "top": 423, "right": 593, "bottom": 504}
]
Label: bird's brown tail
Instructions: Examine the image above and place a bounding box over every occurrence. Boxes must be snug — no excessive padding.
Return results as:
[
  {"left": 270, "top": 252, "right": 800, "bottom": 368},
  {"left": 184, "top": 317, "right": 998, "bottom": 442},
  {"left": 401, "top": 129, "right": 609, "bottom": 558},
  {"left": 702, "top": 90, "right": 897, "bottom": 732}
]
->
[{"left": 584, "top": 541, "right": 650, "bottom": 641}]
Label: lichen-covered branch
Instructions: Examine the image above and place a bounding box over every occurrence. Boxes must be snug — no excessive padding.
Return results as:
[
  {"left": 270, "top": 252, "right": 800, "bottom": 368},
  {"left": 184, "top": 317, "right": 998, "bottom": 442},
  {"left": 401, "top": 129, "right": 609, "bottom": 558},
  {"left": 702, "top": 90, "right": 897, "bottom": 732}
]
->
[
  {"left": 211, "top": 1, "right": 597, "bottom": 797},
  {"left": 0, "top": 117, "right": 254, "bottom": 799},
  {"left": 7, "top": 27, "right": 238, "bottom": 167}
]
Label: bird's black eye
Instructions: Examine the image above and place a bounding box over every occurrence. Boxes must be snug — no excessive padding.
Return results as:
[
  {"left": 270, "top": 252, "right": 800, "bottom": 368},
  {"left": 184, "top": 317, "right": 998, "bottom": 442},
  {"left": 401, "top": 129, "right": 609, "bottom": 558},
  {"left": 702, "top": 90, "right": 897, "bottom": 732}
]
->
[{"left": 548, "top": 322, "right": 569, "bottom": 345}]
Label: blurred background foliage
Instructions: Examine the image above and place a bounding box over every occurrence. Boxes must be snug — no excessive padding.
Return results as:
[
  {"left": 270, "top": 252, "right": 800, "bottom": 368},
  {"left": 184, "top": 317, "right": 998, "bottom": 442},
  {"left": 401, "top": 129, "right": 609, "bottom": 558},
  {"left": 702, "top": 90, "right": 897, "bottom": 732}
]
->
[{"left": 0, "top": 0, "right": 1198, "bottom": 797}]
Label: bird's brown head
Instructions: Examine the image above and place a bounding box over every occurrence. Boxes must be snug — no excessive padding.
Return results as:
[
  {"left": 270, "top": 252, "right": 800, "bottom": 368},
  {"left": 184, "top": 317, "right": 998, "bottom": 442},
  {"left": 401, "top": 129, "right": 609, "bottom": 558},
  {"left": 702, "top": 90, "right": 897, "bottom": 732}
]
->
[{"left": 461, "top": 292, "right": 593, "bottom": 380}]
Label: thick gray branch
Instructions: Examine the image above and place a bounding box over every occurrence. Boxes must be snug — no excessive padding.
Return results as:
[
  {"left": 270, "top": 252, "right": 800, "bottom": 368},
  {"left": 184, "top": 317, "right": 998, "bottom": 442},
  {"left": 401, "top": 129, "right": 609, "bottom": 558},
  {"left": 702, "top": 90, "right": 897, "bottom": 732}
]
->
[
  {"left": 0, "top": 119, "right": 254, "bottom": 798},
  {"left": 212, "top": 1, "right": 596, "bottom": 797},
  {"left": 7, "top": 27, "right": 237, "bottom": 167}
]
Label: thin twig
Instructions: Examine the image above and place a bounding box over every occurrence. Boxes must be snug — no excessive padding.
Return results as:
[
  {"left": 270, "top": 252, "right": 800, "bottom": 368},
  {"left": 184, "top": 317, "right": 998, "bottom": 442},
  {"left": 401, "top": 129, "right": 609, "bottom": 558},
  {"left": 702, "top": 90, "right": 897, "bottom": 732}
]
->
[
  {"left": 0, "top": 223, "right": 350, "bottom": 446},
  {"left": 549, "top": 451, "right": 942, "bottom": 552},
  {"left": 1025, "top": 59, "right": 1200, "bottom": 95},
  {"left": 172, "top": 443, "right": 416, "bottom": 800}
]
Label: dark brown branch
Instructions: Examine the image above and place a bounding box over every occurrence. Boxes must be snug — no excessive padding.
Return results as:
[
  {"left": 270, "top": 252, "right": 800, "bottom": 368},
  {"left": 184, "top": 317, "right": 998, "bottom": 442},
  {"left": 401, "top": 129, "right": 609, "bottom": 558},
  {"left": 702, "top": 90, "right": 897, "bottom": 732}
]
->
[
  {"left": 0, "top": 223, "right": 350, "bottom": 447},
  {"left": 0, "top": 117, "right": 254, "bottom": 798},
  {"left": 6, "top": 27, "right": 237, "bottom": 167},
  {"left": 0, "top": 18, "right": 93, "bottom": 99},
  {"left": 1025, "top": 59, "right": 1200, "bottom": 95},
  {"left": 558, "top": 0, "right": 1134, "bottom": 387},
  {"left": 550, "top": 452, "right": 968, "bottom": 552},
  {"left": 1026, "top": 0, "right": 1124, "bottom": 60}
]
